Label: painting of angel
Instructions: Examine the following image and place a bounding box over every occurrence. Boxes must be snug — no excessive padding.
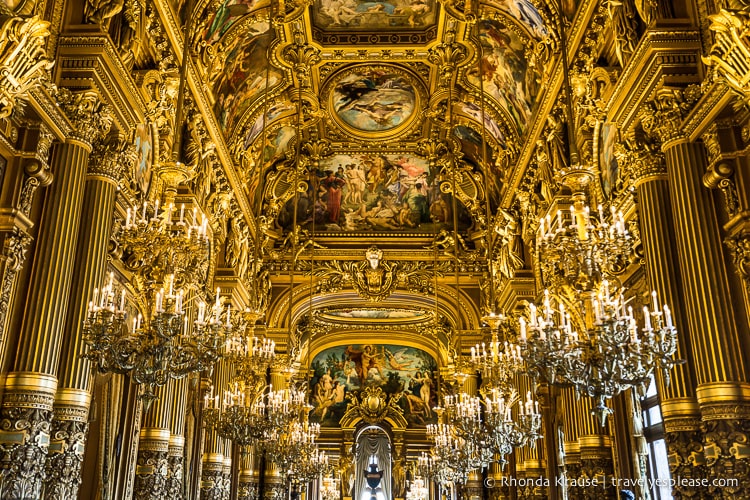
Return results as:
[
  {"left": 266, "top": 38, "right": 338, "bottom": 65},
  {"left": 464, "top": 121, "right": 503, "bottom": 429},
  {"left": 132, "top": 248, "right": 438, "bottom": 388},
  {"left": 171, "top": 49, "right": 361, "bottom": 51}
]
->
[
  {"left": 309, "top": 344, "right": 438, "bottom": 427},
  {"left": 332, "top": 70, "right": 416, "bottom": 132},
  {"left": 467, "top": 19, "right": 538, "bottom": 134},
  {"left": 313, "top": 0, "right": 436, "bottom": 30},
  {"left": 212, "top": 21, "right": 282, "bottom": 133}
]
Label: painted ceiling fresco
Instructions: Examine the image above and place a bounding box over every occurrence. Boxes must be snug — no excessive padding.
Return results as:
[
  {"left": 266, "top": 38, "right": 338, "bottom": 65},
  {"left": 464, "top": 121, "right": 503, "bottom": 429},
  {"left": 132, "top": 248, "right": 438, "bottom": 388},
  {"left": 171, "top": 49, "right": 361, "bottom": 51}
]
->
[
  {"left": 312, "top": 0, "right": 437, "bottom": 31},
  {"left": 276, "top": 153, "right": 472, "bottom": 233},
  {"left": 310, "top": 344, "right": 438, "bottom": 427},
  {"left": 201, "top": 0, "right": 272, "bottom": 44},
  {"left": 466, "top": 19, "right": 539, "bottom": 135},
  {"left": 210, "top": 20, "right": 282, "bottom": 134},
  {"left": 331, "top": 68, "right": 417, "bottom": 134}
]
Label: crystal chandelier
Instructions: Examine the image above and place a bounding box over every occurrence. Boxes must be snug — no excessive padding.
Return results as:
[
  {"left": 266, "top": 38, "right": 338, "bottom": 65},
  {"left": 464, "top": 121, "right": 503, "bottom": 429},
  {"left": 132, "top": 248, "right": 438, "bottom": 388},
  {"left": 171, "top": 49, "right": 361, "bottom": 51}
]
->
[
  {"left": 522, "top": 201, "right": 680, "bottom": 424},
  {"left": 270, "top": 419, "right": 330, "bottom": 482},
  {"left": 204, "top": 382, "right": 305, "bottom": 447},
  {"left": 320, "top": 474, "right": 340, "bottom": 500},
  {"left": 406, "top": 477, "right": 429, "bottom": 500},
  {"left": 83, "top": 261, "right": 231, "bottom": 404},
  {"left": 441, "top": 388, "right": 541, "bottom": 470},
  {"left": 424, "top": 419, "right": 485, "bottom": 485}
]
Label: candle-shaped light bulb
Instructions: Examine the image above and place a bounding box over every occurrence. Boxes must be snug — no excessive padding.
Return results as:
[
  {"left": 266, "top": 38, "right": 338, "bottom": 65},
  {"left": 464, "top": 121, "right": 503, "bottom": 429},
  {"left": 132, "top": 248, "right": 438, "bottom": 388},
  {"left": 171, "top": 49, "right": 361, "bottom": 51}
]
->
[{"left": 664, "top": 304, "right": 673, "bottom": 328}]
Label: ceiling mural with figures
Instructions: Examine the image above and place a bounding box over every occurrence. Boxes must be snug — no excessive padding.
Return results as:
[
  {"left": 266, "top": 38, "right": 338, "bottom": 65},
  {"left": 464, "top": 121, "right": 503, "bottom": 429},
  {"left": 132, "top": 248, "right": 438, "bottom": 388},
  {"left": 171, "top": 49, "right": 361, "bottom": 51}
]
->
[
  {"left": 309, "top": 344, "right": 439, "bottom": 427},
  {"left": 186, "top": 0, "right": 554, "bottom": 239}
]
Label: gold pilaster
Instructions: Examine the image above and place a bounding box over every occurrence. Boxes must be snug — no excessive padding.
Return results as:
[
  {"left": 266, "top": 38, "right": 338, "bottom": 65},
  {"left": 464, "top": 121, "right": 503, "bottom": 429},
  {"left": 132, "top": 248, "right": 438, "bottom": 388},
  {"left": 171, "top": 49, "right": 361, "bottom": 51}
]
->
[{"left": 167, "top": 377, "right": 188, "bottom": 500}]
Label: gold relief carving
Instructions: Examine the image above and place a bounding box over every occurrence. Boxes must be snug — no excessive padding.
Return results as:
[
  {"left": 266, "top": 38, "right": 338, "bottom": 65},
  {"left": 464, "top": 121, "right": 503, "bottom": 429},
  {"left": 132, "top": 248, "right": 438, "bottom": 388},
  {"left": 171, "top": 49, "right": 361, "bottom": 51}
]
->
[
  {"left": 304, "top": 246, "right": 448, "bottom": 301},
  {"left": 56, "top": 89, "right": 114, "bottom": 148},
  {"left": 614, "top": 128, "right": 666, "bottom": 187},
  {"left": 704, "top": 9, "right": 750, "bottom": 107},
  {"left": 0, "top": 227, "right": 32, "bottom": 343},
  {"left": 166, "top": 454, "right": 184, "bottom": 499},
  {"left": 134, "top": 448, "right": 169, "bottom": 498},
  {"left": 427, "top": 23, "right": 467, "bottom": 88},
  {"left": 0, "top": 15, "right": 54, "bottom": 120},
  {"left": 640, "top": 86, "right": 702, "bottom": 147},
  {"left": 665, "top": 426, "right": 709, "bottom": 499},
  {"left": 339, "top": 385, "right": 407, "bottom": 427},
  {"left": 701, "top": 416, "right": 750, "bottom": 498},
  {"left": 43, "top": 419, "right": 88, "bottom": 500},
  {"left": 725, "top": 232, "right": 750, "bottom": 292},
  {"left": 282, "top": 29, "right": 321, "bottom": 88},
  {"left": 0, "top": 388, "right": 55, "bottom": 499},
  {"left": 704, "top": 161, "right": 740, "bottom": 218},
  {"left": 438, "top": 159, "right": 486, "bottom": 230},
  {"left": 83, "top": 0, "right": 125, "bottom": 28},
  {"left": 200, "top": 466, "right": 228, "bottom": 500},
  {"left": 88, "top": 137, "right": 137, "bottom": 184}
]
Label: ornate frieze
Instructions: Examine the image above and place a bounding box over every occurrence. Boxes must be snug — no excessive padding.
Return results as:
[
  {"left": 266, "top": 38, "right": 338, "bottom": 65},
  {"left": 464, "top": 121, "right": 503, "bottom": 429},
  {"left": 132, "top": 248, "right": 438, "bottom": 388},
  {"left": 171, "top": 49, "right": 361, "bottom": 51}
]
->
[
  {"left": 134, "top": 447, "right": 169, "bottom": 499},
  {"left": 663, "top": 420, "right": 709, "bottom": 500},
  {"left": 0, "top": 15, "right": 54, "bottom": 119},
  {"left": 304, "top": 246, "right": 451, "bottom": 301},
  {"left": 200, "top": 462, "right": 227, "bottom": 500}
]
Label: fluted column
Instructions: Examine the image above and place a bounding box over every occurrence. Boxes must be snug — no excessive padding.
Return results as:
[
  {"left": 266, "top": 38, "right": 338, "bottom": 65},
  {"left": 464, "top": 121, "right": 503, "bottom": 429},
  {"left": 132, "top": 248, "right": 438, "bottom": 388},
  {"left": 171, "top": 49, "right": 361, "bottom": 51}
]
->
[
  {"left": 203, "top": 359, "right": 232, "bottom": 500},
  {"left": 663, "top": 137, "right": 750, "bottom": 498},
  {"left": 643, "top": 86, "right": 750, "bottom": 497},
  {"left": 0, "top": 90, "right": 111, "bottom": 499},
  {"left": 560, "top": 388, "right": 580, "bottom": 500},
  {"left": 134, "top": 383, "right": 174, "bottom": 498},
  {"left": 238, "top": 448, "right": 258, "bottom": 500},
  {"left": 574, "top": 397, "right": 614, "bottom": 500},
  {"left": 617, "top": 133, "right": 707, "bottom": 499},
  {"left": 167, "top": 377, "right": 188, "bottom": 499},
  {"left": 43, "top": 138, "right": 132, "bottom": 499}
]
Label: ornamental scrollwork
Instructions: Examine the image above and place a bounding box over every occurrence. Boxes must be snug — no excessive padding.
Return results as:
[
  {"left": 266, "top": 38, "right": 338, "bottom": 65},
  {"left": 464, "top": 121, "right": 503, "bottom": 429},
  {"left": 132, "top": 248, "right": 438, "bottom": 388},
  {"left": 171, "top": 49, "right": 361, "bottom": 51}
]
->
[
  {"left": 302, "top": 246, "right": 449, "bottom": 301},
  {"left": 0, "top": 15, "right": 54, "bottom": 119},
  {"left": 43, "top": 419, "right": 88, "bottom": 500},
  {"left": 339, "top": 386, "right": 407, "bottom": 427},
  {"left": 703, "top": 9, "right": 750, "bottom": 108}
]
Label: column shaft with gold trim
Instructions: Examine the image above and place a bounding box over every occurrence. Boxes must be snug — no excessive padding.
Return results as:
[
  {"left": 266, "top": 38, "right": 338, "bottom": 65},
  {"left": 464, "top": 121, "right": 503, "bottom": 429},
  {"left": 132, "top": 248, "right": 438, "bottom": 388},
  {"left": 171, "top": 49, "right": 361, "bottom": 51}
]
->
[
  {"left": 238, "top": 447, "right": 258, "bottom": 500},
  {"left": 664, "top": 137, "right": 750, "bottom": 498},
  {"left": 167, "top": 377, "right": 188, "bottom": 499},
  {"left": 203, "top": 359, "right": 232, "bottom": 500},
  {"left": 43, "top": 138, "right": 131, "bottom": 500},
  {"left": 644, "top": 87, "right": 750, "bottom": 497},
  {"left": 134, "top": 383, "right": 174, "bottom": 498},
  {"left": 0, "top": 90, "right": 111, "bottom": 499},
  {"left": 617, "top": 131, "right": 706, "bottom": 498}
]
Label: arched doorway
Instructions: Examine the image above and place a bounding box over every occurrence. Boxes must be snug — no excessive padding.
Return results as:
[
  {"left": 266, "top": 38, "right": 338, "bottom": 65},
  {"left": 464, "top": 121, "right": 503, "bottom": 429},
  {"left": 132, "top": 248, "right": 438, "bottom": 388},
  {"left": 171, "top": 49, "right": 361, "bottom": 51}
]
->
[{"left": 354, "top": 425, "right": 392, "bottom": 500}]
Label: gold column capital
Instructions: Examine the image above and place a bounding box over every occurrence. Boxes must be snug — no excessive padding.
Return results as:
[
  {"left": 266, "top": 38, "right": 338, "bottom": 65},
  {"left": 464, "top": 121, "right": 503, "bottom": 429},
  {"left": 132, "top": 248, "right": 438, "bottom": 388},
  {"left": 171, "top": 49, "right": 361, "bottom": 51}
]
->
[
  {"left": 696, "top": 382, "right": 750, "bottom": 405},
  {"left": 661, "top": 397, "right": 701, "bottom": 421},
  {"left": 54, "top": 387, "right": 91, "bottom": 408}
]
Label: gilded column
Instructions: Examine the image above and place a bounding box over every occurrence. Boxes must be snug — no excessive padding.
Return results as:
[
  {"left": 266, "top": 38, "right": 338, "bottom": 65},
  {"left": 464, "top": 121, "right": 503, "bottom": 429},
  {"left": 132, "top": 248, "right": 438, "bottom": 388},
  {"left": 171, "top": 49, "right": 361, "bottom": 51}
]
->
[
  {"left": 203, "top": 359, "right": 232, "bottom": 500},
  {"left": 0, "top": 90, "right": 111, "bottom": 499},
  {"left": 574, "top": 397, "right": 615, "bottom": 500},
  {"left": 134, "top": 383, "right": 174, "bottom": 498},
  {"left": 560, "top": 388, "right": 580, "bottom": 500},
  {"left": 616, "top": 129, "right": 706, "bottom": 498},
  {"left": 238, "top": 448, "right": 258, "bottom": 500},
  {"left": 167, "top": 377, "right": 188, "bottom": 499},
  {"left": 43, "top": 138, "right": 132, "bottom": 499},
  {"left": 643, "top": 86, "right": 750, "bottom": 498}
]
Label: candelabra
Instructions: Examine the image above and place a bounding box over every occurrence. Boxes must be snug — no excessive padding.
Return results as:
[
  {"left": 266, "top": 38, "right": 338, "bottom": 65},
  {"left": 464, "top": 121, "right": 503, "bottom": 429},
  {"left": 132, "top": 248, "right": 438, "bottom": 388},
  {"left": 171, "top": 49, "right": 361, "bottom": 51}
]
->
[
  {"left": 224, "top": 310, "right": 276, "bottom": 380},
  {"left": 424, "top": 419, "right": 485, "bottom": 485},
  {"left": 83, "top": 268, "right": 231, "bottom": 405},
  {"left": 469, "top": 314, "right": 524, "bottom": 390},
  {"left": 441, "top": 387, "right": 541, "bottom": 470},
  {"left": 525, "top": 199, "right": 680, "bottom": 424},
  {"left": 204, "top": 384, "right": 306, "bottom": 446}
]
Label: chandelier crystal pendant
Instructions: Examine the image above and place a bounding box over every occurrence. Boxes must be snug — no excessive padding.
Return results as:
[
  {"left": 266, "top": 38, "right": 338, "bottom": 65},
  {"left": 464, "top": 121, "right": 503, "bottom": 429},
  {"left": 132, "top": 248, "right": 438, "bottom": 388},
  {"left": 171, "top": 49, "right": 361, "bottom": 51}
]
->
[
  {"left": 406, "top": 477, "right": 429, "bottom": 500},
  {"left": 524, "top": 201, "right": 680, "bottom": 425},
  {"left": 320, "top": 474, "right": 340, "bottom": 500}
]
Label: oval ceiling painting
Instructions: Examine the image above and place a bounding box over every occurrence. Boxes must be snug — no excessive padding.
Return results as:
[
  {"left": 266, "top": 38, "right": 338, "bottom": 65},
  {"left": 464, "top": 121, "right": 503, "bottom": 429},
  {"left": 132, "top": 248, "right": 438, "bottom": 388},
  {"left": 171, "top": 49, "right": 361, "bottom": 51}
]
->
[{"left": 329, "top": 65, "right": 419, "bottom": 137}]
